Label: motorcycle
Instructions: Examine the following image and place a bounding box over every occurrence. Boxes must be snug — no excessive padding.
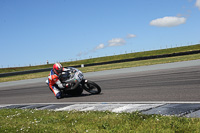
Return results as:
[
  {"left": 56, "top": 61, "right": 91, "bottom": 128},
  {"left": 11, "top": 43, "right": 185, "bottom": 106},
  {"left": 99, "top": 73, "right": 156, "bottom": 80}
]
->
[{"left": 46, "top": 67, "right": 101, "bottom": 96}]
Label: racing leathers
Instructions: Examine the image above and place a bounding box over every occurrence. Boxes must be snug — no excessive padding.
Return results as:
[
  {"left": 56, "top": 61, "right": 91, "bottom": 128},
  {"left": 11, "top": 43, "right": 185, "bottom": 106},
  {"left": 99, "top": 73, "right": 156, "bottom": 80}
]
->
[{"left": 47, "top": 67, "right": 71, "bottom": 99}]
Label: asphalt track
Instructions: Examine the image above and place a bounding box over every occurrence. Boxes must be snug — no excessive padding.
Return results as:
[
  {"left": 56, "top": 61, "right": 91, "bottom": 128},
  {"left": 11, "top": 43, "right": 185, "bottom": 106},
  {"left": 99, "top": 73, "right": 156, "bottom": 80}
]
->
[
  {"left": 0, "top": 59, "right": 200, "bottom": 117},
  {"left": 0, "top": 59, "right": 200, "bottom": 104}
]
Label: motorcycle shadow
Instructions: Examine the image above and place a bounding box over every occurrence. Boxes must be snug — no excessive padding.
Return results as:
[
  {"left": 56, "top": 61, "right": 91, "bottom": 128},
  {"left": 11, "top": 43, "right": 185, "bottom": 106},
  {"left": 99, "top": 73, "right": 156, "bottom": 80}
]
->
[{"left": 62, "top": 93, "right": 102, "bottom": 99}]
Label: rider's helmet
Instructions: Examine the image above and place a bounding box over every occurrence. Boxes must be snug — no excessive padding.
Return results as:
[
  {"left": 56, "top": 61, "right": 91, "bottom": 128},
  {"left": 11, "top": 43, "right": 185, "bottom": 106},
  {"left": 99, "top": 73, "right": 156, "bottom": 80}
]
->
[{"left": 53, "top": 63, "right": 63, "bottom": 75}]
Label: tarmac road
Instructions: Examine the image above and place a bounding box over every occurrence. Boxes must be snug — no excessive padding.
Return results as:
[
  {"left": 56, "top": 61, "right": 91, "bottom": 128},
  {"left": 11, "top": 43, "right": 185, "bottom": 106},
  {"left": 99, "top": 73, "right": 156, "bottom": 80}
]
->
[{"left": 0, "top": 59, "right": 200, "bottom": 105}]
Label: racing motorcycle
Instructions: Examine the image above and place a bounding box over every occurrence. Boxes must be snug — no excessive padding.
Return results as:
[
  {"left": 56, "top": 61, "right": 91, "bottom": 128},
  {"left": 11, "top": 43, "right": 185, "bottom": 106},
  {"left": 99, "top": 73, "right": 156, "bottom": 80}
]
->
[{"left": 46, "top": 67, "right": 101, "bottom": 96}]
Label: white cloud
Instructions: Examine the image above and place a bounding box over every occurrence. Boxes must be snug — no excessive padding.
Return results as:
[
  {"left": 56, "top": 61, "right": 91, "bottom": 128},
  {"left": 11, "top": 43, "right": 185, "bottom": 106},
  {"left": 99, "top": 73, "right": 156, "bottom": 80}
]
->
[
  {"left": 76, "top": 36, "right": 130, "bottom": 57},
  {"left": 126, "top": 34, "right": 136, "bottom": 38},
  {"left": 95, "top": 43, "right": 105, "bottom": 50},
  {"left": 150, "top": 16, "right": 186, "bottom": 27},
  {"left": 196, "top": 0, "right": 200, "bottom": 10},
  {"left": 77, "top": 51, "right": 83, "bottom": 56},
  {"left": 108, "top": 38, "right": 126, "bottom": 47}
]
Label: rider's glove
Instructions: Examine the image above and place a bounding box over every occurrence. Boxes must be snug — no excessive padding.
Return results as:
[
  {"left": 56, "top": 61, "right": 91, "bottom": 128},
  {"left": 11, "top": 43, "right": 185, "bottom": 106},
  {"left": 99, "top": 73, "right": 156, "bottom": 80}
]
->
[{"left": 71, "top": 69, "right": 76, "bottom": 73}]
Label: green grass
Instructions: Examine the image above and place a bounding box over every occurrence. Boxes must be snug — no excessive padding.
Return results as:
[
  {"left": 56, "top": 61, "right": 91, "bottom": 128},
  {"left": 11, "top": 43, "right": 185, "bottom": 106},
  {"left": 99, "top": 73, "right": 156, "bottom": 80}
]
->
[
  {"left": 0, "top": 109, "right": 200, "bottom": 132},
  {"left": 1, "top": 53, "right": 200, "bottom": 82},
  {"left": 1, "top": 44, "right": 200, "bottom": 74},
  {"left": 1, "top": 45, "right": 200, "bottom": 132}
]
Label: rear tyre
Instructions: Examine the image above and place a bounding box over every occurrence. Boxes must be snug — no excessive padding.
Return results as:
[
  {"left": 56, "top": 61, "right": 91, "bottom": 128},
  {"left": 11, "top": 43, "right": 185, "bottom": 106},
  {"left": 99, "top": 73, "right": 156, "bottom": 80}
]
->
[
  {"left": 83, "top": 80, "right": 101, "bottom": 94},
  {"left": 66, "top": 86, "right": 83, "bottom": 96}
]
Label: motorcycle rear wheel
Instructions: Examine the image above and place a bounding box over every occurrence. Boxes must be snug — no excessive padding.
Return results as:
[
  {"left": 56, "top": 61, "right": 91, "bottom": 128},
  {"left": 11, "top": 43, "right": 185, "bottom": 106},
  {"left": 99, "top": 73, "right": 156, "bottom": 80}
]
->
[
  {"left": 65, "top": 86, "right": 83, "bottom": 96},
  {"left": 83, "top": 80, "right": 101, "bottom": 94}
]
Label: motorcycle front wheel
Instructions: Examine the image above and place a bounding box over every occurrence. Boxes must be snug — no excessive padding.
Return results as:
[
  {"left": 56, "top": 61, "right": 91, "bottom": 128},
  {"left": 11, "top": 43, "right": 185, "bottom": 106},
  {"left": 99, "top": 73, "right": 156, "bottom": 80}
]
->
[{"left": 82, "top": 80, "right": 101, "bottom": 94}]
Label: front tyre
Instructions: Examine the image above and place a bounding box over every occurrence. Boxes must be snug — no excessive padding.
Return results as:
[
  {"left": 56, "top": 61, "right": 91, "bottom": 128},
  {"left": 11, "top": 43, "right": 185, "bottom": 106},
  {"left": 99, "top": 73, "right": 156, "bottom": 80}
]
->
[{"left": 83, "top": 80, "right": 101, "bottom": 94}]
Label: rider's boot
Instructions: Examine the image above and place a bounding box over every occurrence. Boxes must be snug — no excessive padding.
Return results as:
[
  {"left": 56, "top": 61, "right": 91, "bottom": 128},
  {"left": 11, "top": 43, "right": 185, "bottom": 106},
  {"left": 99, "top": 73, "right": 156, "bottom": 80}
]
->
[
  {"left": 56, "top": 91, "right": 66, "bottom": 99},
  {"left": 56, "top": 92, "right": 62, "bottom": 99}
]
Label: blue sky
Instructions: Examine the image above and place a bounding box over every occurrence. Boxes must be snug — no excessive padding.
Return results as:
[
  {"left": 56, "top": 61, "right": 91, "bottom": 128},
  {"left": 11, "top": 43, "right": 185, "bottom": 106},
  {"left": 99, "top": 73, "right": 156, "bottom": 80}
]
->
[{"left": 1, "top": 0, "right": 200, "bottom": 67}]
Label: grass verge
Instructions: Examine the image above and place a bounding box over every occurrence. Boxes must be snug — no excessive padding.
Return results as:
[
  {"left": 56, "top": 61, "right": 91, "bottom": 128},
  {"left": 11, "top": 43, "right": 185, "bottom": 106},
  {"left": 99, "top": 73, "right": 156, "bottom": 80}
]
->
[
  {"left": 0, "top": 109, "right": 200, "bottom": 132},
  {"left": 1, "top": 44, "right": 200, "bottom": 74},
  {"left": 1, "top": 53, "right": 200, "bottom": 83}
]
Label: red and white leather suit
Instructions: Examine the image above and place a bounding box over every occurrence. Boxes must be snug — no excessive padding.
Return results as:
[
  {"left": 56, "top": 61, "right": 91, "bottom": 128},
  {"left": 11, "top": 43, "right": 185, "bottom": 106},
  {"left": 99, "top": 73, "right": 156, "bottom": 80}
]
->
[{"left": 47, "top": 63, "right": 70, "bottom": 99}]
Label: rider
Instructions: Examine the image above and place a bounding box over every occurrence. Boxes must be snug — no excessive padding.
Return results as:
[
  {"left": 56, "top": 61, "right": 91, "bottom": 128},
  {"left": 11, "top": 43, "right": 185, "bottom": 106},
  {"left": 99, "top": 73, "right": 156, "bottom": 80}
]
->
[{"left": 47, "top": 63, "right": 71, "bottom": 99}]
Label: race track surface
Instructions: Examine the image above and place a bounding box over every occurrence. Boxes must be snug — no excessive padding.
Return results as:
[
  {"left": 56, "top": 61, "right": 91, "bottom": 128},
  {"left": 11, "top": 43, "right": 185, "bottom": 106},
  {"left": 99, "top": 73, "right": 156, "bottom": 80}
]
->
[{"left": 0, "top": 59, "right": 200, "bottom": 104}]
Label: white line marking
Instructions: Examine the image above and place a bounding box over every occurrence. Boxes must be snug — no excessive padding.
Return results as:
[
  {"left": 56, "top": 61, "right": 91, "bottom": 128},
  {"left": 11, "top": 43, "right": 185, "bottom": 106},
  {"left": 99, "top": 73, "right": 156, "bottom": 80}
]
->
[
  {"left": 55, "top": 104, "right": 164, "bottom": 113},
  {"left": 2, "top": 101, "right": 200, "bottom": 106}
]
